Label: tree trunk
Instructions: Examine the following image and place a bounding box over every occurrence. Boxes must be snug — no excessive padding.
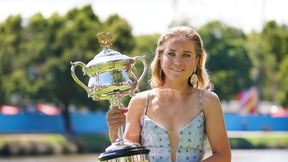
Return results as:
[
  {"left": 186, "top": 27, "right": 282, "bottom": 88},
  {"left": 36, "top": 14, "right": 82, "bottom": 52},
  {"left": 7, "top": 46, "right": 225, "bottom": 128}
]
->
[{"left": 62, "top": 103, "right": 73, "bottom": 134}]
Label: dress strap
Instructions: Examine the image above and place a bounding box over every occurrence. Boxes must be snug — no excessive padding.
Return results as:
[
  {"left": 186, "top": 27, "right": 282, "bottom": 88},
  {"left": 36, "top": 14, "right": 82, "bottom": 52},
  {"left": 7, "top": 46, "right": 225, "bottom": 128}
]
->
[
  {"left": 143, "top": 94, "right": 150, "bottom": 115},
  {"left": 199, "top": 90, "right": 204, "bottom": 112}
]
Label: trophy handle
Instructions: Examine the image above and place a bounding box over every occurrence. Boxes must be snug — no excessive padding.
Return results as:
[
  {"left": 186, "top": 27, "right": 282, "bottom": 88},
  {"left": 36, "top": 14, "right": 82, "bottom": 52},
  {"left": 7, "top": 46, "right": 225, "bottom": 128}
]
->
[
  {"left": 133, "top": 56, "right": 148, "bottom": 84},
  {"left": 70, "top": 61, "right": 91, "bottom": 95}
]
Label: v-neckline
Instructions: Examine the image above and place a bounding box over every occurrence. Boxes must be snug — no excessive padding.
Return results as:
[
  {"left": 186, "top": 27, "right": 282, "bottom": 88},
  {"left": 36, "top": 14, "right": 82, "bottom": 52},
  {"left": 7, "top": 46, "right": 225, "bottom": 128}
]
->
[{"left": 143, "top": 111, "right": 204, "bottom": 133}]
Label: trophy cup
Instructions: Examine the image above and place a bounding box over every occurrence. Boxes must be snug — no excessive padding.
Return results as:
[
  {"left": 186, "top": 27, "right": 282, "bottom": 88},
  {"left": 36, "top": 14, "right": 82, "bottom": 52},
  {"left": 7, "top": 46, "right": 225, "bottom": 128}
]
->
[{"left": 70, "top": 32, "right": 150, "bottom": 161}]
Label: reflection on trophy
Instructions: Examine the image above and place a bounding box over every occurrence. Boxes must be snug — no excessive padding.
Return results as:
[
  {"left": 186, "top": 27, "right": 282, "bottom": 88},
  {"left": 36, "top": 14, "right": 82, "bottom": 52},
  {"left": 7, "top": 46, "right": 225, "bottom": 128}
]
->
[{"left": 70, "top": 32, "right": 150, "bottom": 161}]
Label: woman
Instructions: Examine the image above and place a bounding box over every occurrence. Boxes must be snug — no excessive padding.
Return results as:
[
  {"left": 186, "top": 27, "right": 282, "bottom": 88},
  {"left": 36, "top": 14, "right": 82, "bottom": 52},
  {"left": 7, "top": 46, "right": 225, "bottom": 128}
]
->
[{"left": 106, "top": 26, "right": 231, "bottom": 162}]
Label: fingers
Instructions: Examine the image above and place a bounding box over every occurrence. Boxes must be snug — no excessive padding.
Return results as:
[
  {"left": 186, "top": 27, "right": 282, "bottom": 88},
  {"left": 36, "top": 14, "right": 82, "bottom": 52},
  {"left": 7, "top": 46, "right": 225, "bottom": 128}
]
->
[
  {"left": 121, "top": 108, "right": 128, "bottom": 113},
  {"left": 107, "top": 113, "right": 125, "bottom": 121},
  {"left": 108, "top": 108, "right": 124, "bottom": 114},
  {"left": 106, "top": 107, "right": 127, "bottom": 131},
  {"left": 108, "top": 118, "right": 126, "bottom": 126}
]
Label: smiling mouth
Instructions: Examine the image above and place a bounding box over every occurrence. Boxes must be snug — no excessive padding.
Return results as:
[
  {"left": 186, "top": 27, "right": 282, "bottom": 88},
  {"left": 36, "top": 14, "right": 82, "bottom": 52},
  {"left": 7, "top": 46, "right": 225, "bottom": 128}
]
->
[{"left": 171, "top": 68, "right": 184, "bottom": 72}]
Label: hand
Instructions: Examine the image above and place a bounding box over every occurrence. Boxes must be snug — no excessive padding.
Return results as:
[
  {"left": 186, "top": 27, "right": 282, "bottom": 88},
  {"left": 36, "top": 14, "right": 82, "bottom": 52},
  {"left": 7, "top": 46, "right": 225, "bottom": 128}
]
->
[{"left": 106, "top": 106, "right": 128, "bottom": 142}]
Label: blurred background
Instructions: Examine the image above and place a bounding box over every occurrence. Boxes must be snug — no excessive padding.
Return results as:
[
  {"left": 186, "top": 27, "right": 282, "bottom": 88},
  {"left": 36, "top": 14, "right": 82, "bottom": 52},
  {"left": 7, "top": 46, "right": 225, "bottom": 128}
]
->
[{"left": 0, "top": 0, "right": 287, "bottom": 161}]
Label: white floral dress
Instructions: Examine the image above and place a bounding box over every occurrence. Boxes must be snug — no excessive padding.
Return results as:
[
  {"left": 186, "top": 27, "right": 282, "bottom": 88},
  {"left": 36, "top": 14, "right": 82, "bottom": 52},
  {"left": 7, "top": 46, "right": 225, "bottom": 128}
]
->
[{"left": 140, "top": 91, "right": 207, "bottom": 162}]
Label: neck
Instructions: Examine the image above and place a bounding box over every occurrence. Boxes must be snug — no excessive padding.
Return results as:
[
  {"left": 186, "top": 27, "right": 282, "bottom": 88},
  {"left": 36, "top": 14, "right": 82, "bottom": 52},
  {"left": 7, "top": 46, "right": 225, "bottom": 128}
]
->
[{"left": 162, "top": 81, "right": 192, "bottom": 95}]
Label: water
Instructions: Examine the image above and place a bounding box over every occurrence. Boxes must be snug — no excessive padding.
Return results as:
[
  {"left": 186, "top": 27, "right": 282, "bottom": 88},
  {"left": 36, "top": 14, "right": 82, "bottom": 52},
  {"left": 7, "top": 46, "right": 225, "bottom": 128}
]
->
[{"left": 0, "top": 149, "right": 287, "bottom": 162}]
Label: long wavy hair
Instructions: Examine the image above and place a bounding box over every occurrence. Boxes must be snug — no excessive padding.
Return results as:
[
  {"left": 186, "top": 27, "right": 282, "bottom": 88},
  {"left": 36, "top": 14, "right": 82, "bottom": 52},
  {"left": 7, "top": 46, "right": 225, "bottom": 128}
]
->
[{"left": 150, "top": 26, "right": 212, "bottom": 90}]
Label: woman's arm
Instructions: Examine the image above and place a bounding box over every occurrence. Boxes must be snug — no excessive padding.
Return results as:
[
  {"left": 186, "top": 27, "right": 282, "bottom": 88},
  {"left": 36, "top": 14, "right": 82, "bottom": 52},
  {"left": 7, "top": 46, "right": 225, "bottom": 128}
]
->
[
  {"left": 202, "top": 91, "right": 231, "bottom": 162},
  {"left": 123, "top": 92, "right": 147, "bottom": 143},
  {"left": 106, "top": 92, "right": 147, "bottom": 143}
]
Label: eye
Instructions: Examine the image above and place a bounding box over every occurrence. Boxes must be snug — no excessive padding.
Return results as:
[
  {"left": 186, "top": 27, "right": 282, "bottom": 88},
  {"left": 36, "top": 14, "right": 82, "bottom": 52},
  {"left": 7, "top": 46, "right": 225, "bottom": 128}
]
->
[
  {"left": 167, "top": 51, "right": 176, "bottom": 56},
  {"left": 183, "top": 53, "right": 191, "bottom": 58}
]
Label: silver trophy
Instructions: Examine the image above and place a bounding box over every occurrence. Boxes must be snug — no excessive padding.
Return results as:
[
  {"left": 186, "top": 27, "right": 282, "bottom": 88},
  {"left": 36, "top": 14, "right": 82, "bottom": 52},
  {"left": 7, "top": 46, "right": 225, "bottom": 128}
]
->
[{"left": 70, "top": 32, "right": 149, "bottom": 161}]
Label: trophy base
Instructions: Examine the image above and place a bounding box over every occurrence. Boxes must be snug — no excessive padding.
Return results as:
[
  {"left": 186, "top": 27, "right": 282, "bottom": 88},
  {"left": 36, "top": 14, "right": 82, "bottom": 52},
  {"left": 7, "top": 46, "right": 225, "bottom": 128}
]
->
[
  {"left": 99, "top": 140, "right": 149, "bottom": 161},
  {"left": 105, "top": 139, "right": 142, "bottom": 152},
  {"left": 98, "top": 146, "right": 150, "bottom": 162}
]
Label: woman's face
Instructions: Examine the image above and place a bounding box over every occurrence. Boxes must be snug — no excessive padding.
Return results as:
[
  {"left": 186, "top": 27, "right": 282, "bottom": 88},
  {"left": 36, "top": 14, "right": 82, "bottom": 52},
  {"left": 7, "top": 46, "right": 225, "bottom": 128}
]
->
[{"left": 160, "top": 37, "right": 198, "bottom": 84}]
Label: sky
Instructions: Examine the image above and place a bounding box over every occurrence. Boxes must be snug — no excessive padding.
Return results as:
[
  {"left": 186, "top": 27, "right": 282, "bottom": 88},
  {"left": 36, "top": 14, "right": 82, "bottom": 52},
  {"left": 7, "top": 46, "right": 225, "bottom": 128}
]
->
[{"left": 0, "top": 0, "right": 287, "bottom": 35}]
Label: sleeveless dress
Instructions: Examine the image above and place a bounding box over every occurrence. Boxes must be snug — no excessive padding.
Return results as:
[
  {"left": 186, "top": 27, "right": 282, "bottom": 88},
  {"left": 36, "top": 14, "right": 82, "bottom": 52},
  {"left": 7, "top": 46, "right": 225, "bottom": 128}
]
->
[{"left": 140, "top": 91, "right": 207, "bottom": 162}]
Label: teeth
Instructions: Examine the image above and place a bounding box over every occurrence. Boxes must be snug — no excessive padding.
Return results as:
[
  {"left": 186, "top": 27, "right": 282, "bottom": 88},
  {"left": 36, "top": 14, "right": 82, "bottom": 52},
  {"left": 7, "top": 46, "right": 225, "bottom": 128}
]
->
[{"left": 171, "top": 68, "right": 184, "bottom": 72}]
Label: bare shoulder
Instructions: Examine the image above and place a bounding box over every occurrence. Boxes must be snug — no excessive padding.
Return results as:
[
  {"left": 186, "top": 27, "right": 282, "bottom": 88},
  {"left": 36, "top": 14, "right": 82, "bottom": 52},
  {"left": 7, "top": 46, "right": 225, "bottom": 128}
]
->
[
  {"left": 202, "top": 90, "right": 220, "bottom": 104},
  {"left": 130, "top": 90, "right": 152, "bottom": 105},
  {"left": 201, "top": 90, "right": 222, "bottom": 114},
  {"left": 127, "top": 90, "right": 153, "bottom": 116}
]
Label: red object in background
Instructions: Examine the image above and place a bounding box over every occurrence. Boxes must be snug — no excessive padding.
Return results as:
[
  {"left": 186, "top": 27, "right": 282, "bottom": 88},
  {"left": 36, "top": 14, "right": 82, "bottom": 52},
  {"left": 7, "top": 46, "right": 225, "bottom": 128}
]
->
[
  {"left": 36, "top": 103, "right": 61, "bottom": 115},
  {"left": 271, "top": 108, "right": 288, "bottom": 118},
  {"left": 0, "top": 105, "right": 20, "bottom": 115},
  {"left": 236, "top": 86, "right": 259, "bottom": 114}
]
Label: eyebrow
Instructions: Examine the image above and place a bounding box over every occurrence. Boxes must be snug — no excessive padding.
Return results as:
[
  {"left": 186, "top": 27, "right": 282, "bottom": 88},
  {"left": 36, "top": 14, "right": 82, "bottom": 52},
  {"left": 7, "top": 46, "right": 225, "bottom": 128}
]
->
[
  {"left": 183, "top": 51, "right": 193, "bottom": 54},
  {"left": 168, "top": 49, "right": 194, "bottom": 54},
  {"left": 168, "top": 49, "right": 176, "bottom": 52}
]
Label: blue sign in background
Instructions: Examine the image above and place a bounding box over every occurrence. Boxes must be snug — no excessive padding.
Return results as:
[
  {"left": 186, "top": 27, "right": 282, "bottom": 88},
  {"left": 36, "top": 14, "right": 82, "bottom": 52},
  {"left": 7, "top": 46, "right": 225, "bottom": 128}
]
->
[{"left": 0, "top": 113, "right": 287, "bottom": 133}]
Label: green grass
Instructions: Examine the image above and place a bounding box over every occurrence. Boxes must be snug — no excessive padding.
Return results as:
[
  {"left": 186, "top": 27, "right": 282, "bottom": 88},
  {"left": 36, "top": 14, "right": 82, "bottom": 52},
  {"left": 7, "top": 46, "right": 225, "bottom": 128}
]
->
[
  {"left": 43, "top": 134, "right": 68, "bottom": 143},
  {"left": 229, "top": 132, "right": 288, "bottom": 149},
  {"left": 245, "top": 136, "right": 288, "bottom": 148}
]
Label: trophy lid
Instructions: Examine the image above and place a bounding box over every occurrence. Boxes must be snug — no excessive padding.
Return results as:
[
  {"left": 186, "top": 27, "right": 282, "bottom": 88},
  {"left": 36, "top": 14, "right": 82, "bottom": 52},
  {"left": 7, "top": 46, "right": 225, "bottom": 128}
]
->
[{"left": 85, "top": 32, "right": 135, "bottom": 75}]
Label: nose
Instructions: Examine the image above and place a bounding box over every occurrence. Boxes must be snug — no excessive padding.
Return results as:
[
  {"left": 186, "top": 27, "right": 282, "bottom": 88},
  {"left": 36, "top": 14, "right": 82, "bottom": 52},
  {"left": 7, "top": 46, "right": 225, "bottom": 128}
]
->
[{"left": 174, "top": 56, "right": 183, "bottom": 65}]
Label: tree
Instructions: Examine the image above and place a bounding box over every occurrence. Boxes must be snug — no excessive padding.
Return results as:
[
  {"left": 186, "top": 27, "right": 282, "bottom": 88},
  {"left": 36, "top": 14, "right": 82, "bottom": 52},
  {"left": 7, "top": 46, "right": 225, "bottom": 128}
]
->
[
  {"left": 0, "top": 5, "right": 107, "bottom": 133},
  {"left": 132, "top": 34, "right": 160, "bottom": 91},
  {"left": 38, "top": 5, "right": 104, "bottom": 132},
  {"left": 198, "top": 21, "right": 253, "bottom": 100},
  {"left": 0, "top": 15, "right": 23, "bottom": 104},
  {"left": 260, "top": 21, "right": 288, "bottom": 106},
  {"left": 277, "top": 56, "right": 288, "bottom": 106},
  {"left": 102, "top": 14, "right": 135, "bottom": 54},
  {"left": 246, "top": 31, "right": 276, "bottom": 101}
]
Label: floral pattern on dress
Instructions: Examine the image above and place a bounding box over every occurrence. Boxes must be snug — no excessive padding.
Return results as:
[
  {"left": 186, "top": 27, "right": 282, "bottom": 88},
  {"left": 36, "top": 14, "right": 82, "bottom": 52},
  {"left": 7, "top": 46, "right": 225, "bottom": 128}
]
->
[{"left": 140, "top": 112, "right": 207, "bottom": 162}]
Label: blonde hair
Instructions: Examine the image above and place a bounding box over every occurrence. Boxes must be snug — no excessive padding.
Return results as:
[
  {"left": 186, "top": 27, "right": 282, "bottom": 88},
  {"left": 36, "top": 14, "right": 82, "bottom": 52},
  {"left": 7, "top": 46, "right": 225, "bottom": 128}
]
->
[{"left": 150, "top": 26, "right": 211, "bottom": 90}]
